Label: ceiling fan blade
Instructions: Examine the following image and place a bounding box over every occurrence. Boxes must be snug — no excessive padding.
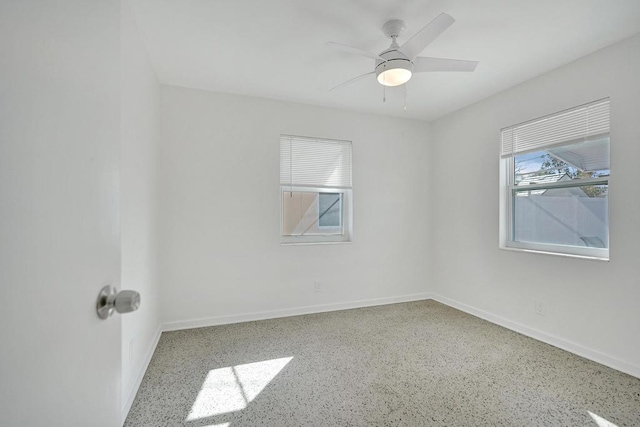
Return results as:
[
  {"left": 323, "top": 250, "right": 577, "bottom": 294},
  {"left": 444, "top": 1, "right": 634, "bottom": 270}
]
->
[
  {"left": 326, "top": 42, "right": 383, "bottom": 60},
  {"left": 329, "top": 71, "right": 375, "bottom": 92},
  {"left": 413, "top": 56, "right": 479, "bottom": 72},
  {"left": 399, "top": 13, "right": 455, "bottom": 60}
]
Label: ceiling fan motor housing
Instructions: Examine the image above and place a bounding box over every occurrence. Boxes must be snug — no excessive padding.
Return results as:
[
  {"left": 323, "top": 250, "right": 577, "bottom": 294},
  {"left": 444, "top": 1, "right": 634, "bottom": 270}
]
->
[{"left": 382, "top": 19, "right": 407, "bottom": 39}]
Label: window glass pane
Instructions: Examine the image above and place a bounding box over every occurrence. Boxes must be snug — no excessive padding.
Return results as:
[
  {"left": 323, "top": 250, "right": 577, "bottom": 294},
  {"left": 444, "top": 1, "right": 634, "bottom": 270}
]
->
[
  {"left": 319, "top": 193, "right": 342, "bottom": 228},
  {"left": 514, "top": 137, "right": 610, "bottom": 186},
  {"left": 513, "top": 185, "right": 608, "bottom": 248},
  {"left": 282, "top": 191, "right": 343, "bottom": 236}
]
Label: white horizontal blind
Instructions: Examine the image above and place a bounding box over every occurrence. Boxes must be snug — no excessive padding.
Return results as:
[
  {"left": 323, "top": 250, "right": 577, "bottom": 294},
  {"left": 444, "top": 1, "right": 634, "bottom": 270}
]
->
[
  {"left": 280, "top": 135, "right": 352, "bottom": 189},
  {"left": 501, "top": 98, "right": 610, "bottom": 158}
]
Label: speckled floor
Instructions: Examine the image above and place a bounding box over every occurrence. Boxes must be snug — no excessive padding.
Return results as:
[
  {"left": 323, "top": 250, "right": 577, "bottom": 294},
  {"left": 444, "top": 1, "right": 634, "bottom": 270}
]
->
[{"left": 125, "top": 300, "right": 640, "bottom": 426}]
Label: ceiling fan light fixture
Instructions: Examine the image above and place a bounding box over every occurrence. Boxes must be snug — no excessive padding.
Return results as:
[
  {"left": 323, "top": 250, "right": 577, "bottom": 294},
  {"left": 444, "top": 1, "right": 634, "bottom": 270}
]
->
[
  {"left": 327, "top": 13, "right": 478, "bottom": 97},
  {"left": 376, "top": 59, "right": 413, "bottom": 87}
]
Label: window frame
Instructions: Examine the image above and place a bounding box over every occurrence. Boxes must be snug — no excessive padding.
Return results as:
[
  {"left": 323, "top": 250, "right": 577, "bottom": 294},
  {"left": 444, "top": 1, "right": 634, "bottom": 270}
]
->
[
  {"left": 279, "top": 134, "right": 353, "bottom": 245},
  {"left": 499, "top": 101, "right": 610, "bottom": 261}
]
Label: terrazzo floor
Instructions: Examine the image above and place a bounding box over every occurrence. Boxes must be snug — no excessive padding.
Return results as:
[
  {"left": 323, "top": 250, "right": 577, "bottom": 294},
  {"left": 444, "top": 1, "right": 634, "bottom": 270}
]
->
[{"left": 125, "top": 300, "right": 640, "bottom": 426}]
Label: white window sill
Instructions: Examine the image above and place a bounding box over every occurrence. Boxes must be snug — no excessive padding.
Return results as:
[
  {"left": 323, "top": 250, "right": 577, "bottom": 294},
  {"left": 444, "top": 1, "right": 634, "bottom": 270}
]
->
[
  {"left": 280, "top": 241, "right": 352, "bottom": 246},
  {"left": 499, "top": 245, "right": 609, "bottom": 262}
]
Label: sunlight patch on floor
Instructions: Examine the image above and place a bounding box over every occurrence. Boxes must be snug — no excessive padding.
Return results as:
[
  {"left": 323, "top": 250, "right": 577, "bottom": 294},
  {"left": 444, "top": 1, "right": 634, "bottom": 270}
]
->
[
  {"left": 589, "top": 411, "right": 619, "bottom": 427},
  {"left": 186, "top": 357, "right": 293, "bottom": 421}
]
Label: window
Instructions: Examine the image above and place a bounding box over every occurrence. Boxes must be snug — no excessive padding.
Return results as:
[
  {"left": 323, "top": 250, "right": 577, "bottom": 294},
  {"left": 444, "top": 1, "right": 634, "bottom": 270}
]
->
[
  {"left": 500, "top": 99, "right": 610, "bottom": 259},
  {"left": 280, "top": 135, "right": 352, "bottom": 244}
]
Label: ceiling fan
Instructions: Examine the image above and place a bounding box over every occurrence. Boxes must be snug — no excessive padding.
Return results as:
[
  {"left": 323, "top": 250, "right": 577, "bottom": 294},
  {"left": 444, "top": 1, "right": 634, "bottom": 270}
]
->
[{"left": 327, "top": 13, "right": 478, "bottom": 92}]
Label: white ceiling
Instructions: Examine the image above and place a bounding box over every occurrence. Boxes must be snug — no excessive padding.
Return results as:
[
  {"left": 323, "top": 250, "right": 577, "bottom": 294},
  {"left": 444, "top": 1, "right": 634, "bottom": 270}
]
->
[{"left": 131, "top": 0, "right": 640, "bottom": 121}]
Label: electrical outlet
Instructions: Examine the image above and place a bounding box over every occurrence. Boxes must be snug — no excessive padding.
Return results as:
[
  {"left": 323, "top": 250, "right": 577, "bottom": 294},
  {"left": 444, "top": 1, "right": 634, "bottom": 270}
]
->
[
  {"left": 314, "top": 280, "right": 322, "bottom": 292},
  {"left": 534, "top": 301, "right": 547, "bottom": 316}
]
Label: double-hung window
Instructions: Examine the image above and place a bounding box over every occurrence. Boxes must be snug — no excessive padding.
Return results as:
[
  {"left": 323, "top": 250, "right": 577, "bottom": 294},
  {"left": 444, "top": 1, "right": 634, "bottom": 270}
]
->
[
  {"left": 280, "top": 135, "right": 352, "bottom": 244},
  {"left": 500, "top": 99, "right": 610, "bottom": 259}
]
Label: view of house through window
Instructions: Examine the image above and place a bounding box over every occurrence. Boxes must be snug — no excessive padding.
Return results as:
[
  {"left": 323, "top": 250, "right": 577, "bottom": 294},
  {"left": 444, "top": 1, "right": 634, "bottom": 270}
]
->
[
  {"left": 280, "top": 135, "right": 352, "bottom": 244},
  {"left": 318, "top": 192, "right": 342, "bottom": 229},
  {"left": 501, "top": 99, "right": 610, "bottom": 258}
]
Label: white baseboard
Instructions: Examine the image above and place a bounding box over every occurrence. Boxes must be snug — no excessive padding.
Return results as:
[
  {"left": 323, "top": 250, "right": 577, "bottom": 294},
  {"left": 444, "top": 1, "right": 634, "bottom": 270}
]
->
[
  {"left": 162, "top": 292, "right": 433, "bottom": 332},
  {"left": 121, "top": 325, "right": 163, "bottom": 425},
  {"left": 430, "top": 293, "right": 640, "bottom": 379}
]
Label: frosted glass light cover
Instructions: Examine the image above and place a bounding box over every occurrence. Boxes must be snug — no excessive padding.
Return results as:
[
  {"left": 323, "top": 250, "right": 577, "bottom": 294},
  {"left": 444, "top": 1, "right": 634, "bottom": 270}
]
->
[{"left": 377, "top": 68, "right": 412, "bottom": 86}]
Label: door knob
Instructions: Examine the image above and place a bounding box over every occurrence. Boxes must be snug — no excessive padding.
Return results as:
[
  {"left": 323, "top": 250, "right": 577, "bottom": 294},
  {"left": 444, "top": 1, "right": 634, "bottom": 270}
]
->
[{"left": 97, "top": 285, "right": 141, "bottom": 319}]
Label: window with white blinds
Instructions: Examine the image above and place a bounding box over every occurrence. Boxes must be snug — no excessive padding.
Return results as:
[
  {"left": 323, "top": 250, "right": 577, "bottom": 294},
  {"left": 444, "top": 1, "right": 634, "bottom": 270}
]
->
[
  {"left": 501, "top": 98, "right": 610, "bottom": 158},
  {"left": 279, "top": 135, "right": 353, "bottom": 244},
  {"left": 499, "top": 99, "right": 610, "bottom": 260},
  {"left": 280, "top": 135, "right": 352, "bottom": 189}
]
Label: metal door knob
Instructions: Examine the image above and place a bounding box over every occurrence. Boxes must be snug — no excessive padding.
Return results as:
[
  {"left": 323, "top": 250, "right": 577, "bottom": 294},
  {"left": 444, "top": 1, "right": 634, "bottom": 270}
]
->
[{"left": 97, "top": 285, "right": 141, "bottom": 319}]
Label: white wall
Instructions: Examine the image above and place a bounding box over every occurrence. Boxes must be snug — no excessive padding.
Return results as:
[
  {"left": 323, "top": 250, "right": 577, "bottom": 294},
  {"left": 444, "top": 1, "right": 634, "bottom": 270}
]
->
[
  {"left": 429, "top": 34, "right": 640, "bottom": 377},
  {"left": 120, "top": 0, "right": 161, "bottom": 419},
  {"left": 158, "top": 86, "right": 431, "bottom": 327}
]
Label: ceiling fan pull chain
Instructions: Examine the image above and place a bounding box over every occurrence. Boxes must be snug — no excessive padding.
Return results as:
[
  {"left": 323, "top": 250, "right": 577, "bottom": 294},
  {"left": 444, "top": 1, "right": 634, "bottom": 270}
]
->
[
  {"left": 403, "top": 84, "right": 407, "bottom": 111},
  {"left": 383, "top": 75, "right": 386, "bottom": 102}
]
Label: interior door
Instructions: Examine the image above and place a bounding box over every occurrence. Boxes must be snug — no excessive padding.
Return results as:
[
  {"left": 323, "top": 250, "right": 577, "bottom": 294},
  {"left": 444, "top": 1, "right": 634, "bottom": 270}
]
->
[{"left": 0, "top": 1, "right": 122, "bottom": 425}]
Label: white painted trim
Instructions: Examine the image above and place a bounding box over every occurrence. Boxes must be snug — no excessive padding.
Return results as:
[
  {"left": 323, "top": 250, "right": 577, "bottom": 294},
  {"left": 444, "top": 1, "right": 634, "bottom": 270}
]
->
[
  {"left": 499, "top": 245, "right": 609, "bottom": 261},
  {"left": 162, "top": 292, "right": 433, "bottom": 332},
  {"left": 121, "top": 325, "right": 163, "bottom": 425},
  {"left": 504, "top": 240, "right": 609, "bottom": 260},
  {"left": 430, "top": 293, "right": 640, "bottom": 379}
]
